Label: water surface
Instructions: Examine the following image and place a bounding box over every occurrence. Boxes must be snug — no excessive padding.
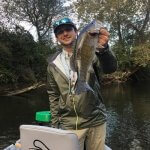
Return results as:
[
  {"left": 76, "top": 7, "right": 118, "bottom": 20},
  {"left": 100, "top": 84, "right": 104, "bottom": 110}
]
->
[{"left": 0, "top": 82, "right": 150, "bottom": 149}]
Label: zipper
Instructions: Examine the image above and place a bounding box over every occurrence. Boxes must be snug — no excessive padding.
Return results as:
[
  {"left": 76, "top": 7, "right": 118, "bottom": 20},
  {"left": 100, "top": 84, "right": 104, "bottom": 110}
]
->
[{"left": 60, "top": 51, "right": 79, "bottom": 130}]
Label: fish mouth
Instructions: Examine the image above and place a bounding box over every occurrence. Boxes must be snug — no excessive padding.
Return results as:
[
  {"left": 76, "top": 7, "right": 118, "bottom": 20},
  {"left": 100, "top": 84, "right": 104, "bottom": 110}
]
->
[{"left": 88, "top": 29, "right": 100, "bottom": 36}]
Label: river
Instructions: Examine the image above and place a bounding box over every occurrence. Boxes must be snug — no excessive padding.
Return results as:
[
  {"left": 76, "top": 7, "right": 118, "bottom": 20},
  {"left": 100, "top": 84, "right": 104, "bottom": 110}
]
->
[{"left": 0, "top": 82, "right": 150, "bottom": 150}]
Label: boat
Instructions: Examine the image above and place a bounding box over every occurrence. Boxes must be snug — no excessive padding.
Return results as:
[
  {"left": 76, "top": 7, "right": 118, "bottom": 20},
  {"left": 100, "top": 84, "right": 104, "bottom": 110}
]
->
[{"left": 4, "top": 111, "right": 112, "bottom": 150}]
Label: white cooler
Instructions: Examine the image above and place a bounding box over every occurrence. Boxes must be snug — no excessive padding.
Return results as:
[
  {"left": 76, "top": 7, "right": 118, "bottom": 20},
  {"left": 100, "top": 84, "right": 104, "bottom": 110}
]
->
[{"left": 20, "top": 125, "right": 80, "bottom": 150}]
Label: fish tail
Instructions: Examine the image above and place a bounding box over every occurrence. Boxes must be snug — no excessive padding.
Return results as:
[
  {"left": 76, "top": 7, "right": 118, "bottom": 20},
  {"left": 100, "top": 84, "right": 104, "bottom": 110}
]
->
[{"left": 75, "top": 80, "right": 92, "bottom": 95}]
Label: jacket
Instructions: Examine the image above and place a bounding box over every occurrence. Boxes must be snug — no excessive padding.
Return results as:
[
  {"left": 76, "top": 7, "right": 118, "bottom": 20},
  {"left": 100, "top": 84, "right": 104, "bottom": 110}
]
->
[{"left": 47, "top": 46, "right": 117, "bottom": 130}]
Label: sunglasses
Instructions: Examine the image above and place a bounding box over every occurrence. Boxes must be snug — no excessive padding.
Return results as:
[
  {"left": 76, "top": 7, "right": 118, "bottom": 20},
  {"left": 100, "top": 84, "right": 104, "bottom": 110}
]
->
[{"left": 55, "top": 26, "right": 74, "bottom": 35}]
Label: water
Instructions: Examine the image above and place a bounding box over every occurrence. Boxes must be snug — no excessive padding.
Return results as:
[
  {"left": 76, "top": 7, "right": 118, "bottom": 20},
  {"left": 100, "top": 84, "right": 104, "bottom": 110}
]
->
[
  {"left": 0, "top": 87, "right": 49, "bottom": 149},
  {"left": 0, "top": 82, "right": 150, "bottom": 149},
  {"left": 103, "top": 82, "right": 150, "bottom": 150}
]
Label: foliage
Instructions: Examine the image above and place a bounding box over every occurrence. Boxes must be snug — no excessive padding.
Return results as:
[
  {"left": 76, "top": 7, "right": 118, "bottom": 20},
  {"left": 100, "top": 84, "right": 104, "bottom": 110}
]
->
[
  {"left": 0, "top": 24, "right": 55, "bottom": 85},
  {"left": 131, "top": 43, "right": 150, "bottom": 67},
  {"left": 2, "top": 0, "right": 67, "bottom": 42},
  {"left": 74, "top": 0, "right": 150, "bottom": 71},
  {"left": 112, "top": 42, "right": 131, "bottom": 71}
]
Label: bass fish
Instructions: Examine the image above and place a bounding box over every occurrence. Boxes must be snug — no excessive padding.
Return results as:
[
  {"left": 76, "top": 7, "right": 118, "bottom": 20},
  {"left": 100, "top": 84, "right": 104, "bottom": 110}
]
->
[{"left": 70, "top": 20, "right": 103, "bottom": 94}]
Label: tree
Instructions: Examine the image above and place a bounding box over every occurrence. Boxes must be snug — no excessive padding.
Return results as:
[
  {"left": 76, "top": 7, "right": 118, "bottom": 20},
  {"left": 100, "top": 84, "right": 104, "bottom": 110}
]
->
[
  {"left": 2, "top": 0, "right": 67, "bottom": 42},
  {"left": 74, "top": 0, "right": 150, "bottom": 70},
  {"left": 0, "top": 24, "right": 55, "bottom": 85}
]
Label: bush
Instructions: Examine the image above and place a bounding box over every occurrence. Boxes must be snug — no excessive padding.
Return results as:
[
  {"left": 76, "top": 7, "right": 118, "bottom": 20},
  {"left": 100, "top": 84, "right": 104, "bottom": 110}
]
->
[{"left": 0, "top": 25, "right": 55, "bottom": 85}]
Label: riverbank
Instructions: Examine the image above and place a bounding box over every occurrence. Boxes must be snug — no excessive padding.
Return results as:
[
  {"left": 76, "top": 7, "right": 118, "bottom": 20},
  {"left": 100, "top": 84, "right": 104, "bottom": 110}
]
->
[
  {"left": 0, "top": 76, "right": 125, "bottom": 96},
  {"left": 1, "top": 68, "right": 149, "bottom": 96},
  {"left": 0, "top": 82, "right": 45, "bottom": 96}
]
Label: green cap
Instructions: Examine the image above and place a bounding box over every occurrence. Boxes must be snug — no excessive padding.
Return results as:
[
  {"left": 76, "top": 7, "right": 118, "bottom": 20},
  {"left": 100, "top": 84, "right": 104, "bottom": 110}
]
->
[{"left": 35, "top": 111, "right": 51, "bottom": 123}]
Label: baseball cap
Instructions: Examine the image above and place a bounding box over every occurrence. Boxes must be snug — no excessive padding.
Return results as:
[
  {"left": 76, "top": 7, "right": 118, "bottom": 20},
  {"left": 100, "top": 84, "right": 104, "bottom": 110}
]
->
[{"left": 53, "top": 17, "right": 77, "bottom": 34}]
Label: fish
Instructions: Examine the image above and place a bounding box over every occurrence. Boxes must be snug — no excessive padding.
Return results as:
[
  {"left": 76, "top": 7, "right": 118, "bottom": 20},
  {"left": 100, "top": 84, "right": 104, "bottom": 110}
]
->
[{"left": 70, "top": 20, "right": 103, "bottom": 95}]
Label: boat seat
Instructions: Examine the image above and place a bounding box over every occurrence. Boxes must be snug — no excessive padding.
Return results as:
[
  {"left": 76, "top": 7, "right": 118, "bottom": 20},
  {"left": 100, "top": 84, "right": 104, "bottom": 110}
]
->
[{"left": 20, "top": 125, "right": 80, "bottom": 150}]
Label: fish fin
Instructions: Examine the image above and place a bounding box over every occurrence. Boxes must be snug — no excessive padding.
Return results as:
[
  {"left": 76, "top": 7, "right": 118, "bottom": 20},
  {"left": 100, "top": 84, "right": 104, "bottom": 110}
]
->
[{"left": 75, "top": 80, "right": 93, "bottom": 95}]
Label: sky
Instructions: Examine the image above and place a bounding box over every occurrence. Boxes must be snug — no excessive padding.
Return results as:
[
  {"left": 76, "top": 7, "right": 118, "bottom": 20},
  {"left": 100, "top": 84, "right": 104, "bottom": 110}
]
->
[
  {"left": 0, "top": 0, "right": 79, "bottom": 42},
  {"left": 19, "top": 0, "right": 77, "bottom": 42},
  {"left": 19, "top": 21, "right": 38, "bottom": 41}
]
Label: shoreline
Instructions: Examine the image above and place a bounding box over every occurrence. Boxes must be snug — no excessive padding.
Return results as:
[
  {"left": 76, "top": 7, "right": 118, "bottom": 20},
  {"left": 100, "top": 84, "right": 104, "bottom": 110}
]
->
[
  {"left": 1, "top": 69, "right": 149, "bottom": 96},
  {"left": 0, "top": 82, "right": 46, "bottom": 96}
]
